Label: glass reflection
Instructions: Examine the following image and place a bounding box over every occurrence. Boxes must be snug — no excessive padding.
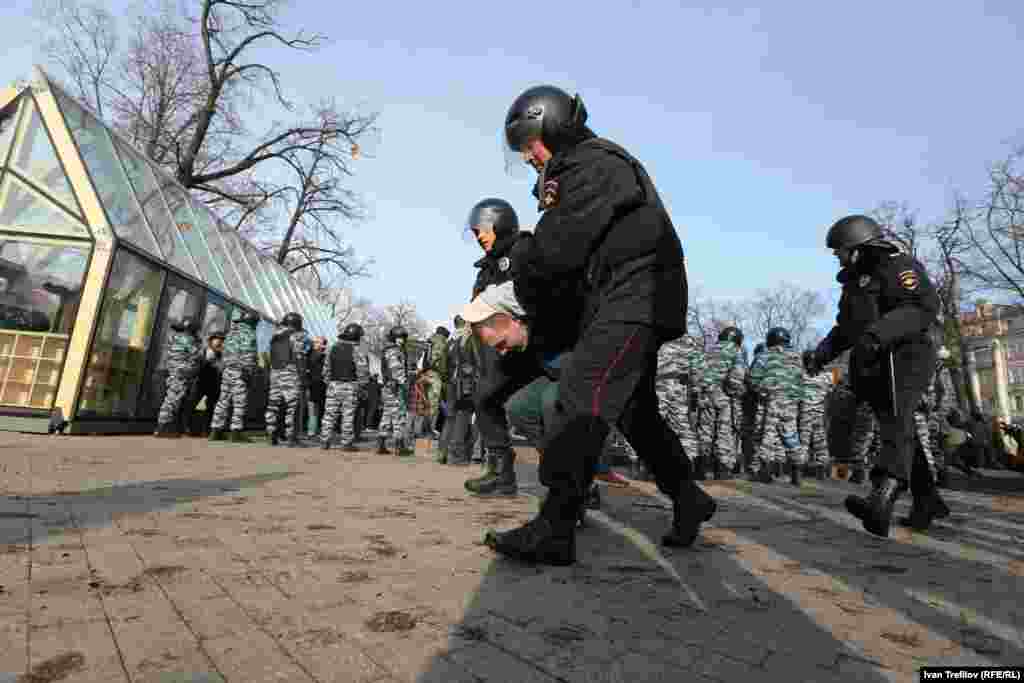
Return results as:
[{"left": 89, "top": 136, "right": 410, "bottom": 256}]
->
[
  {"left": 79, "top": 249, "right": 164, "bottom": 417},
  {"left": 0, "top": 238, "right": 90, "bottom": 409}
]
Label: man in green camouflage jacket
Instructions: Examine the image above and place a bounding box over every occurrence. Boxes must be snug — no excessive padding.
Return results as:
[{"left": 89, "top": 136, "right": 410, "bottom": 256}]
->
[
  {"left": 748, "top": 327, "right": 806, "bottom": 485},
  {"left": 699, "top": 327, "right": 747, "bottom": 478}
]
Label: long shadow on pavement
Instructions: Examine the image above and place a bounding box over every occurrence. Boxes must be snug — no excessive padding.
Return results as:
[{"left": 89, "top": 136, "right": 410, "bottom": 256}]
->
[
  {"left": 710, "top": 477, "right": 1024, "bottom": 669},
  {"left": 413, "top": 463, "right": 899, "bottom": 683},
  {"left": 0, "top": 472, "right": 297, "bottom": 548}
]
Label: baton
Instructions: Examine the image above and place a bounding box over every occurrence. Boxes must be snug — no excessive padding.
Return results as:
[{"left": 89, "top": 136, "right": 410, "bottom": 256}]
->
[{"left": 889, "top": 350, "right": 898, "bottom": 419}]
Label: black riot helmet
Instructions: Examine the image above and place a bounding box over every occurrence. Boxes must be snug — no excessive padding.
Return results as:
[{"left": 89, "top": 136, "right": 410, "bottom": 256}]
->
[
  {"left": 234, "top": 309, "right": 260, "bottom": 326},
  {"left": 339, "top": 323, "right": 364, "bottom": 342},
  {"left": 766, "top": 327, "right": 792, "bottom": 349},
  {"left": 466, "top": 198, "right": 520, "bottom": 240},
  {"left": 826, "top": 214, "right": 883, "bottom": 251},
  {"left": 435, "top": 326, "right": 450, "bottom": 338},
  {"left": 504, "top": 85, "right": 589, "bottom": 158},
  {"left": 754, "top": 342, "right": 766, "bottom": 356},
  {"left": 387, "top": 326, "right": 408, "bottom": 344},
  {"left": 171, "top": 317, "right": 200, "bottom": 335},
  {"left": 281, "top": 312, "right": 303, "bottom": 331},
  {"left": 718, "top": 326, "right": 743, "bottom": 346}
]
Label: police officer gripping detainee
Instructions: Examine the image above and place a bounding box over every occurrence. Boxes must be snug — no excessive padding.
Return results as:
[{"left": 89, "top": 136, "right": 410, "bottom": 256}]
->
[
  {"left": 463, "top": 85, "right": 715, "bottom": 567},
  {"left": 805, "top": 214, "right": 950, "bottom": 537}
]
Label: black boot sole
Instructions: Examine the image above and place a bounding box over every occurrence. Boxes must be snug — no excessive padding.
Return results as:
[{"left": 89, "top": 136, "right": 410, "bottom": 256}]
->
[
  {"left": 662, "top": 495, "right": 717, "bottom": 548},
  {"left": 484, "top": 529, "right": 575, "bottom": 566}
]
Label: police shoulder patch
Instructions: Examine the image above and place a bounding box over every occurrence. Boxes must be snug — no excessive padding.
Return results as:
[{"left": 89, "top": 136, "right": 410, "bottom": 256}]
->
[
  {"left": 858, "top": 275, "right": 871, "bottom": 288},
  {"left": 898, "top": 269, "right": 919, "bottom": 291},
  {"left": 498, "top": 256, "right": 510, "bottom": 272},
  {"left": 540, "top": 178, "right": 559, "bottom": 209}
]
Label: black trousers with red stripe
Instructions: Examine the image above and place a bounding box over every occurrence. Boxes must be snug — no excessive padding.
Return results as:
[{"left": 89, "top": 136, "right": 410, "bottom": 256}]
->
[{"left": 476, "top": 320, "right": 694, "bottom": 517}]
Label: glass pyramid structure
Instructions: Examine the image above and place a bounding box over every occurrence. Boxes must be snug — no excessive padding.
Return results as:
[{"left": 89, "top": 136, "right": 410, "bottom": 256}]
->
[{"left": 0, "top": 68, "right": 333, "bottom": 339}]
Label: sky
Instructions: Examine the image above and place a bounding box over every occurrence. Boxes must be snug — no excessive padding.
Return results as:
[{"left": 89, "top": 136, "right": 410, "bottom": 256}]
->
[{"left": 2, "top": 0, "right": 1024, "bottom": 337}]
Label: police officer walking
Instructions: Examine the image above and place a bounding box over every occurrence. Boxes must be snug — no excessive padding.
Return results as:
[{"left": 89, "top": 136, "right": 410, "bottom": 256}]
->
[
  {"left": 378, "top": 326, "right": 414, "bottom": 456},
  {"left": 805, "top": 215, "right": 951, "bottom": 536},
  {"left": 321, "top": 323, "right": 370, "bottom": 451},
  {"left": 479, "top": 85, "right": 715, "bottom": 566},
  {"left": 265, "top": 312, "right": 309, "bottom": 447},
  {"left": 155, "top": 317, "right": 202, "bottom": 438},
  {"left": 209, "top": 310, "right": 259, "bottom": 442}
]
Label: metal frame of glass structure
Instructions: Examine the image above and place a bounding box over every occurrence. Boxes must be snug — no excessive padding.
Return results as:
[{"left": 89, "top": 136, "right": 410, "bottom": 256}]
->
[{"left": 0, "top": 68, "right": 335, "bottom": 431}]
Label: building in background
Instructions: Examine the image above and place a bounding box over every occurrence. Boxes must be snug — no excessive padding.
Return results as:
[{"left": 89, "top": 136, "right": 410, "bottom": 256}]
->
[
  {"left": 959, "top": 301, "right": 1024, "bottom": 416},
  {"left": 0, "top": 68, "right": 334, "bottom": 433}
]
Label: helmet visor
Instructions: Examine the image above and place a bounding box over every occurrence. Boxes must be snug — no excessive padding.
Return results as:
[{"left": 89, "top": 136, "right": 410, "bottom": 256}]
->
[{"left": 501, "top": 128, "right": 537, "bottom": 179}]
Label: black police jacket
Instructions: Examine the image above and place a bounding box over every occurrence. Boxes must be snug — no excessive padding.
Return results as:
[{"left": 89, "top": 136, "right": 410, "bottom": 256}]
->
[
  {"left": 508, "top": 136, "right": 686, "bottom": 349},
  {"left": 817, "top": 247, "right": 938, "bottom": 392},
  {"left": 471, "top": 232, "right": 518, "bottom": 299}
]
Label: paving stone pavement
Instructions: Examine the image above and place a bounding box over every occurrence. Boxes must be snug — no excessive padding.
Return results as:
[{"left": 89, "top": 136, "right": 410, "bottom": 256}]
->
[{"left": 0, "top": 430, "right": 1022, "bottom": 682}]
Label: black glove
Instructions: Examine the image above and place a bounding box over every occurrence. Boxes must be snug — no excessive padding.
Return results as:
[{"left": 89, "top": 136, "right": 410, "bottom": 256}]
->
[
  {"left": 802, "top": 350, "right": 824, "bottom": 376},
  {"left": 507, "top": 233, "right": 535, "bottom": 277},
  {"left": 854, "top": 332, "right": 883, "bottom": 367}
]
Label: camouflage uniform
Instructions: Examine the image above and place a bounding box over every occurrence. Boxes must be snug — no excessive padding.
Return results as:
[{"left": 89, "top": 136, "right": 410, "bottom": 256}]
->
[
  {"left": 915, "top": 380, "right": 940, "bottom": 477},
  {"left": 799, "top": 371, "right": 833, "bottom": 467},
  {"left": 931, "top": 360, "right": 957, "bottom": 468},
  {"left": 320, "top": 339, "right": 370, "bottom": 448},
  {"left": 379, "top": 343, "right": 410, "bottom": 449},
  {"left": 748, "top": 346, "right": 805, "bottom": 471},
  {"left": 210, "top": 316, "right": 258, "bottom": 432},
  {"left": 655, "top": 335, "right": 705, "bottom": 462},
  {"left": 157, "top": 330, "right": 201, "bottom": 426},
  {"left": 265, "top": 325, "right": 309, "bottom": 440},
  {"left": 743, "top": 350, "right": 770, "bottom": 471},
  {"left": 700, "top": 340, "right": 747, "bottom": 471}
]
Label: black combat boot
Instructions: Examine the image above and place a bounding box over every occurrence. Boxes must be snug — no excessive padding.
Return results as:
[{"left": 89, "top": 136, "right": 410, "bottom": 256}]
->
[
  {"left": 845, "top": 468, "right": 905, "bottom": 537},
  {"left": 815, "top": 463, "right": 828, "bottom": 481},
  {"left": 342, "top": 444, "right": 359, "bottom": 452},
  {"left": 848, "top": 465, "right": 866, "bottom": 485},
  {"left": 935, "top": 468, "right": 950, "bottom": 489},
  {"left": 287, "top": 432, "right": 300, "bottom": 448},
  {"left": 230, "top": 431, "right": 252, "bottom": 444},
  {"left": 757, "top": 460, "right": 774, "bottom": 483},
  {"left": 377, "top": 436, "right": 389, "bottom": 454},
  {"left": 269, "top": 431, "right": 279, "bottom": 447},
  {"left": 663, "top": 483, "right": 717, "bottom": 548},
  {"left": 772, "top": 461, "right": 783, "bottom": 479},
  {"left": 585, "top": 482, "right": 601, "bottom": 510},
  {"left": 484, "top": 492, "right": 577, "bottom": 566},
  {"left": 155, "top": 423, "right": 179, "bottom": 439},
  {"left": 789, "top": 461, "right": 801, "bottom": 487},
  {"left": 899, "top": 464, "right": 950, "bottom": 531},
  {"left": 208, "top": 429, "right": 225, "bottom": 442},
  {"left": 467, "top": 449, "right": 517, "bottom": 496},
  {"left": 321, "top": 439, "right": 331, "bottom": 451}
]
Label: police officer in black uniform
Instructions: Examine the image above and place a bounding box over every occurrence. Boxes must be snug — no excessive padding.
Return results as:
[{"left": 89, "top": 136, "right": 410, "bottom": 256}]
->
[
  {"left": 478, "top": 85, "right": 715, "bottom": 566},
  {"left": 464, "top": 198, "right": 526, "bottom": 495},
  {"left": 805, "top": 215, "right": 950, "bottom": 537}
]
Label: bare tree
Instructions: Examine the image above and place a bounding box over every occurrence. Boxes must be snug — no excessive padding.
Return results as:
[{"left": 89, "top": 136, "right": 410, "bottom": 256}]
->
[
  {"left": 36, "top": 0, "right": 379, "bottom": 283},
  {"left": 956, "top": 148, "right": 1024, "bottom": 303},
  {"left": 736, "top": 282, "right": 827, "bottom": 351},
  {"left": 687, "top": 289, "right": 747, "bottom": 351}
]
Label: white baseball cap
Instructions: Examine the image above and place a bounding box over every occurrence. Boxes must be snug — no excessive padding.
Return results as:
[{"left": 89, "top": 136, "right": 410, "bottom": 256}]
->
[{"left": 460, "top": 281, "right": 526, "bottom": 325}]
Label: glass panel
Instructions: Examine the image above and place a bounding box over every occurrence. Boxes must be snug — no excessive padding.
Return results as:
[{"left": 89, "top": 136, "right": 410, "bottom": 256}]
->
[
  {"left": 263, "top": 260, "right": 293, "bottom": 320},
  {"left": 0, "top": 174, "right": 90, "bottom": 239},
  {"left": 137, "top": 276, "right": 205, "bottom": 419},
  {"left": 269, "top": 262, "right": 300, "bottom": 316},
  {"left": 109, "top": 140, "right": 169, "bottom": 261},
  {"left": 231, "top": 240, "right": 271, "bottom": 316},
  {"left": 249, "top": 254, "right": 286, "bottom": 321},
  {"left": 0, "top": 237, "right": 89, "bottom": 408},
  {"left": 0, "top": 96, "right": 22, "bottom": 168},
  {"left": 54, "top": 92, "right": 167, "bottom": 254},
  {"left": 78, "top": 249, "right": 165, "bottom": 417},
  {"left": 161, "top": 183, "right": 226, "bottom": 292},
  {"left": 9, "top": 99, "right": 81, "bottom": 216},
  {"left": 145, "top": 162, "right": 200, "bottom": 277},
  {"left": 189, "top": 200, "right": 235, "bottom": 298},
  {"left": 216, "top": 227, "right": 257, "bottom": 310}
]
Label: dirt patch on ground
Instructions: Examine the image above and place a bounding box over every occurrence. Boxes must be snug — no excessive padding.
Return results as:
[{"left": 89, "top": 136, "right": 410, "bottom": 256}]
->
[
  {"left": 123, "top": 528, "right": 163, "bottom": 537},
  {"left": 306, "top": 523, "right": 336, "bottom": 531},
  {"left": 990, "top": 495, "right": 1024, "bottom": 514},
  {"left": 475, "top": 511, "right": 521, "bottom": 526},
  {"left": 0, "top": 543, "right": 26, "bottom": 554},
  {"left": 364, "top": 534, "right": 400, "bottom": 557},
  {"left": 142, "top": 565, "right": 187, "bottom": 580},
  {"left": 19, "top": 651, "right": 85, "bottom": 682},
  {"left": 338, "top": 570, "right": 372, "bottom": 583},
  {"left": 365, "top": 610, "right": 417, "bottom": 632},
  {"left": 312, "top": 551, "right": 368, "bottom": 564}
]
